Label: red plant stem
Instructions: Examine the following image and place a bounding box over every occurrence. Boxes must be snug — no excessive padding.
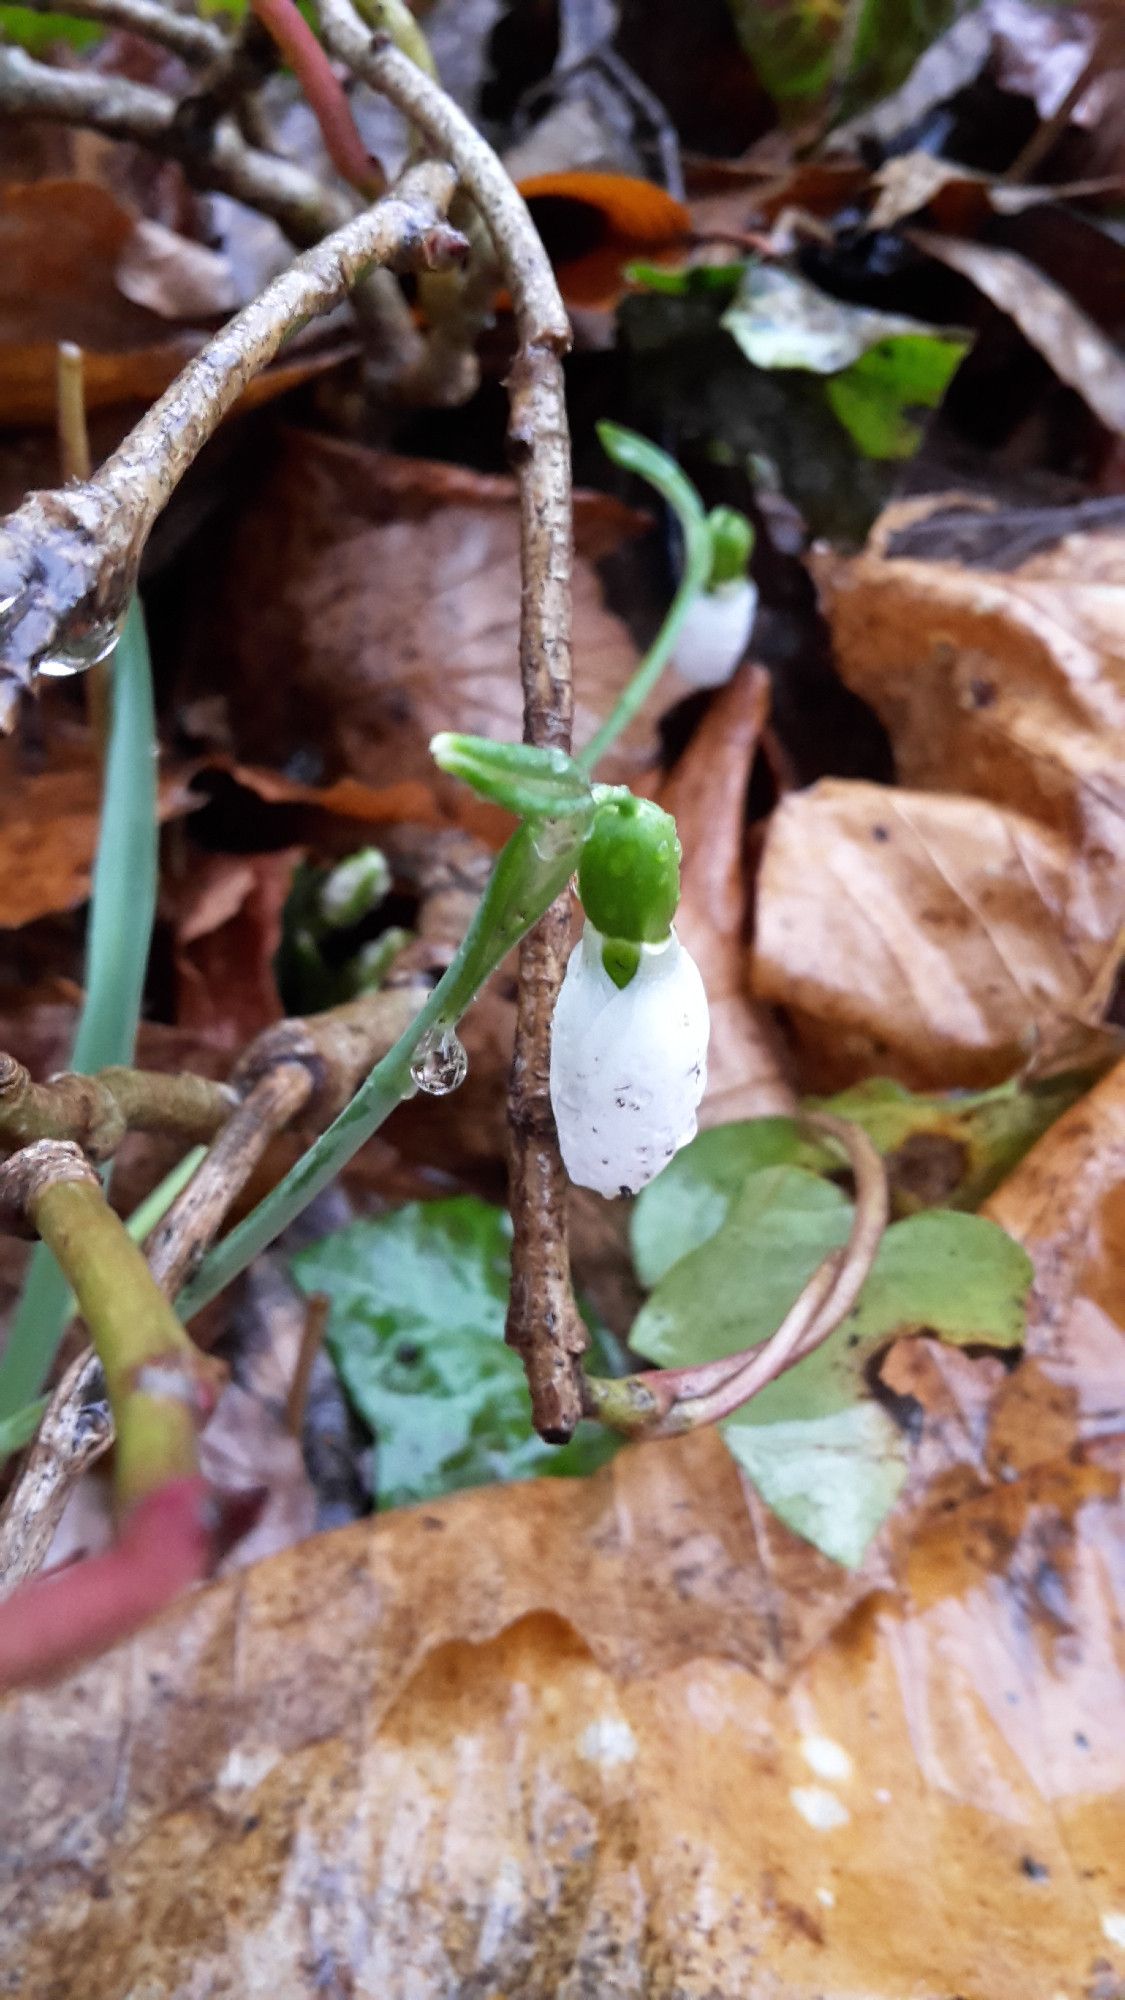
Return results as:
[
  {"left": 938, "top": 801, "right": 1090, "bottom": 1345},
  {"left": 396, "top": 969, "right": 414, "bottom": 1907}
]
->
[
  {"left": 248, "top": 0, "right": 381, "bottom": 195},
  {"left": 0, "top": 1480, "right": 213, "bottom": 1690}
]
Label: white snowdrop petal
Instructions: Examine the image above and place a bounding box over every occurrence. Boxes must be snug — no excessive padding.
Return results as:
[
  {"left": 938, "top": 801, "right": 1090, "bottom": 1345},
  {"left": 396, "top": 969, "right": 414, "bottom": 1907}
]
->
[
  {"left": 672, "top": 578, "right": 757, "bottom": 689},
  {"left": 550, "top": 923, "right": 709, "bottom": 1198}
]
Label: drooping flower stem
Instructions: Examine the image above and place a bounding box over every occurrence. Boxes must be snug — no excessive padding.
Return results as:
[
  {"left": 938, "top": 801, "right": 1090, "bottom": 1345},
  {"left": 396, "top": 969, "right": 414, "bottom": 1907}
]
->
[
  {"left": 577, "top": 424, "right": 714, "bottom": 774},
  {"left": 178, "top": 813, "right": 594, "bottom": 1322}
]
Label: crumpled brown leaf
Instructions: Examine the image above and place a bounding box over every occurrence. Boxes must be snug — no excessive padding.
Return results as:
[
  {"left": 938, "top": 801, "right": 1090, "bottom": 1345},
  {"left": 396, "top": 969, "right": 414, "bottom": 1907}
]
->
[
  {"left": 0, "top": 730, "right": 195, "bottom": 929},
  {"left": 983, "top": 1054, "right": 1125, "bottom": 1480},
  {"left": 753, "top": 777, "right": 1118, "bottom": 1089},
  {"left": 0, "top": 1424, "right": 1122, "bottom": 1992},
  {"left": 178, "top": 436, "right": 659, "bottom": 803},
  {"left": 169, "top": 849, "right": 300, "bottom": 1049},
  {"left": 753, "top": 506, "right": 1125, "bottom": 1088}
]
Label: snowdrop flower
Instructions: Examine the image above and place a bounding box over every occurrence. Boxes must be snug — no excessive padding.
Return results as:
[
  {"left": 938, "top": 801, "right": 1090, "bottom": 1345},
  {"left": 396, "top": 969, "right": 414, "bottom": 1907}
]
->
[
  {"left": 673, "top": 576, "right": 758, "bottom": 689},
  {"left": 550, "top": 793, "right": 709, "bottom": 1198},
  {"left": 673, "top": 505, "right": 757, "bottom": 690},
  {"left": 551, "top": 922, "right": 709, "bottom": 1198}
]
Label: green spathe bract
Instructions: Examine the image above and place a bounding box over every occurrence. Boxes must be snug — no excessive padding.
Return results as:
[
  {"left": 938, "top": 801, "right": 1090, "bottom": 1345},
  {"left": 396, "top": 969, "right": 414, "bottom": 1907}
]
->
[{"left": 706, "top": 505, "right": 754, "bottom": 586}]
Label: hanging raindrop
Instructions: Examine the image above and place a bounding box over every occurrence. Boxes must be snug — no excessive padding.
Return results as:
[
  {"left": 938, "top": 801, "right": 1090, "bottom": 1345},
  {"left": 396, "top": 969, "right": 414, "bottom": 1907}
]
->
[
  {"left": 410, "top": 1025, "right": 469, "bottom": 1096},
  {"left": 36, "top": 613, "right": 126, "bottom": 681}
]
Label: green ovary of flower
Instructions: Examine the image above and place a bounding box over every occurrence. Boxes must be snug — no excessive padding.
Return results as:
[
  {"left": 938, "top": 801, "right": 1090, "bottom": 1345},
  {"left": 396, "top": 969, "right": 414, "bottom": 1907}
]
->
[{"left": 577, "top": 796, "right": 681, "bottom": 981}]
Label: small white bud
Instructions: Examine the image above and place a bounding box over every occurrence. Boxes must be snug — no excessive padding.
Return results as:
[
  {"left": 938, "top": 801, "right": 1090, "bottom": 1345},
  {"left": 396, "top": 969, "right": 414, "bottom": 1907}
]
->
[
  {"left": 673, "top": 578, "right": 758, "bottom": 689},
  {"left": 550, "top": 922, "right": 710, "bottom": 1198}
]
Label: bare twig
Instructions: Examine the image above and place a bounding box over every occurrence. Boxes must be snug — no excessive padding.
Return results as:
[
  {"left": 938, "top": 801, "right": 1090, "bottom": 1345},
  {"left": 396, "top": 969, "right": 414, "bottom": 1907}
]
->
[
  {"left": 17, "top": 0, "right": 229, "bottom": 62},
  {"left": 0, "top": 1350, "right": 107, "bottom": 1595},
  {"left": 0, "top": 982, "right": 425, "bottom": 1587},
  {"left": 0, "top": 1054, "right": 236, "bottom": 1159},
  {"left": 145, "top": 1063, "right": 313, "bottom": 1295},
  {"left": 286, "top": 1291, "right": 329, "bottom": 1436},
  {"left": 0, "top": 1143, "right": 219, "bottom": 1510},
  {"left": 584, "top": 1115, "right": 890, "bottom": 1438},
  {"left": 320, "top": 7, "right": 584, "bottom": 1439},
  {"left": 0, "top": 158, "right": 465, "bottom": 706},
  {"left": 0, "top": 47, "right": 354, "bottom": 244}
]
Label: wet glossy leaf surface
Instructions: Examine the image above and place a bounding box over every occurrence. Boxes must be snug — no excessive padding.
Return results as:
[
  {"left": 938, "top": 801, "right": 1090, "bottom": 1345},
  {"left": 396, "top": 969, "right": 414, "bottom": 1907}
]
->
[
  {"left": 293, "top": 1198, "right": 617, "bottom": 1508},
  {"left": 631, "top": 1162, "right": 1031, "bottom": 1561}
]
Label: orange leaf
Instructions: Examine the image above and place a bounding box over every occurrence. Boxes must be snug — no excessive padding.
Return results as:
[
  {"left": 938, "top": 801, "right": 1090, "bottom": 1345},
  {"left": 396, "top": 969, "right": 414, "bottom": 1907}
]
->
[{"left": 518, "top": 170, "right": 690, "bottom": 308}]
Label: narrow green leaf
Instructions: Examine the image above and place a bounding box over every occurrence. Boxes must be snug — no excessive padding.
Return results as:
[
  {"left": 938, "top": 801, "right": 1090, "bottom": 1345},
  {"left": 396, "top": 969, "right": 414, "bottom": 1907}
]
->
[
  {"left": 292, "top": 1198, "right": 617, "bottom": 1509},
  {"left": 0, "top": 1397, "right": 48, "bottom": 1460},
  {"left": 0, "top": 599, "right": 158, "bottom": 1417}
]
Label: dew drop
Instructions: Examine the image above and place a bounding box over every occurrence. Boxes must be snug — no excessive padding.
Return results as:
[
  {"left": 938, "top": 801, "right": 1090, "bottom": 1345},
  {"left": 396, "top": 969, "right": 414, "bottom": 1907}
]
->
[
  {"left": 36, "top": 613, "right": 125, "bottom": 680},
  {"left": 410, "top": 1026, "right": 468, "bottom": 1096}
]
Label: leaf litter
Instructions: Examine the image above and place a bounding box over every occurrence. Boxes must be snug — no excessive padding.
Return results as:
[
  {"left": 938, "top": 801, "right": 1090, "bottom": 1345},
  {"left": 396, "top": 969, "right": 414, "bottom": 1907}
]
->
[{"left": 0, "top": 0, "right": 1124, "bottom": 1990}]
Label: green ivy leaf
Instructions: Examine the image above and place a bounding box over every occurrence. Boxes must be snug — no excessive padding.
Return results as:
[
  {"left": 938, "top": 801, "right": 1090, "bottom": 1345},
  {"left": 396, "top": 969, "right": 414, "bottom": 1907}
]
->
[
  {"left": 826, "top": 333, "right": 969, "bottom": 459},
  {"left": 630, "top": 1118, "right": 827, "bottom": 1286},
  {"left": 631, "top": 1167, "right": 1031, "bottom": 1565},
  {"left": 292, "top": 1198, "right": 617, "bottom": 1510}
]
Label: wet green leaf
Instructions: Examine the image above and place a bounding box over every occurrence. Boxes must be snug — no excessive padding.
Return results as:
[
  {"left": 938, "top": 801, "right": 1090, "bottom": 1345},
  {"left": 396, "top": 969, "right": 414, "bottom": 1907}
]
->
[
  {"left": 0, "top": 5, "right": 99, "bottom": 50},
  {"left": 431, "top": 732, "right": 594, "bottom": 821},
  {"left": 826, "top": 333, "right": 969, "bottom": 459},
  {"left": 0, "top": 1396, "right": 47, "bottom": 1465},
  {"left": 631, "top": 1166, "right": 1031, "bottom": 1564},
  {"left": 630, "top": 1118, "right": 827, "bottom": 1286},
  {"left": 722, "top": 266, "right": 969, "bottom": 460},
  {"left": 812, "top": 1072, "right": 1096, "bottom": 1212},
  {"left": 292, "top": 1198, "right": 617, "bottom": 1509}
]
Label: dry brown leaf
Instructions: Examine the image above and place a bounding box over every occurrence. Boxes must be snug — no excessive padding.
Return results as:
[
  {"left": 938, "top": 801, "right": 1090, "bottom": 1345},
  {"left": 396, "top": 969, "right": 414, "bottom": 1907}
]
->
[
  {"left": 181, "top": 436, "right": 658, "bottom": 803},
  {"left": 0, "top": 736, "right": 195, "bottom": 930},
  {"left": 752, "top": 779, "right": 1118, "bottom": 1090},
  {"left": 909, "top": 226, "right": 1125, "bottom": 435},
  {"left": 983, "top": 1055, "right": 1125, "bottom": 1481},
  {"left": 0, "top": 1422, "right": 1122, "bottom": 1993},
  {"left": 0, "top": 178, "right": 197, "bottom": 423},
  {"left": 754, "top": 509, "right": 1125, "bottom": 1089},
  {"left": 868, "top": 152, "right": 1124, "bottom": 231},
  {"left": 824, "top": 505, "right": 1125, "bottom": 845},
  {"left": 170, "top": 849, "right": 300, "bottom": 1049},
  {"left": 661, "top": 663, "right": 794, "bottom": 1121},
  {"left": 114, "top": 216, "right": 240, "bottom": 321}
]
